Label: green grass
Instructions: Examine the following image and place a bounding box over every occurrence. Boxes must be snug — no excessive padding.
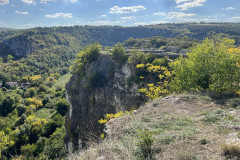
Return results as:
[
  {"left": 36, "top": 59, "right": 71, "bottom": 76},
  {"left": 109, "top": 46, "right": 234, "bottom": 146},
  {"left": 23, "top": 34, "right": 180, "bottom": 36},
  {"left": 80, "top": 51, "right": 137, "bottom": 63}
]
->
[
  {"left": 35, "top": 108, "right": 56, "bottom": 121},
  {"left": 53, "top": 73, "right": 72, "bottom": 89}
]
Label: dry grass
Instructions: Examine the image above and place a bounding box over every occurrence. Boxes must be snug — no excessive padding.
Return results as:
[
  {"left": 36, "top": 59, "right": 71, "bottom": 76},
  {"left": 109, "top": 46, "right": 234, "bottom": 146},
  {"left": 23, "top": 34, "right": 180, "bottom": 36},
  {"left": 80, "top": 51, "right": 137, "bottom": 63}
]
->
[
  {"left": 221, "top": 133, "right": 240, "bottom": 159},
  {"left": 68, "top": 94, "right": 240, "bottom": 160}
]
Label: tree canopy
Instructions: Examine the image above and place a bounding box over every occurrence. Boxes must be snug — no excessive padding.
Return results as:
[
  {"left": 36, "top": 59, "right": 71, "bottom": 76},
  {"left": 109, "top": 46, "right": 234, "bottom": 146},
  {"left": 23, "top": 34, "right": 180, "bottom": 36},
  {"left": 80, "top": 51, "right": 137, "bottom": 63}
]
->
[{"left": 170, "top": 37, "right": 240, "bottom": 94}]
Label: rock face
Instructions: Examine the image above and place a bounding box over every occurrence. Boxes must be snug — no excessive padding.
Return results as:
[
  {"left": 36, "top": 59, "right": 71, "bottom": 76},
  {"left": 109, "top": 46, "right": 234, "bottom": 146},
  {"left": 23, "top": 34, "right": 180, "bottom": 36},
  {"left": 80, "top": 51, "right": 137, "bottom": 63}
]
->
[
  {"left": 65, "top": 54, "right": 145, "bottom": 153},
  {"left": 0, "top": 35, "right": 34, "bottom": 57}
]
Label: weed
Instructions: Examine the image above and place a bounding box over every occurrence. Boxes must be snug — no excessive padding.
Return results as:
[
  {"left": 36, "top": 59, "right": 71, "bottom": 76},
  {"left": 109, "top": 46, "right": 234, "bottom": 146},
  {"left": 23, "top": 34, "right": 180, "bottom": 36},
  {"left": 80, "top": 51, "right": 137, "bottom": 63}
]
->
[
  {"left": 159, "top": 134, "right": 175, "bottom": 145},
  {"left": 201, "top": 109, "right": 228, "bottom": 124},
  {"left": 199, "top": 138, "right": 209, "bottom": 145},
  {"left": 216, "top": 126, "right": 231, "bottom": 135},
  {"left": 135, "top": 130, "right": 154, "bottom": 159},
  {"left": 141, "top": 115, "right": 151, "bottom": 122},
  {"left": 222, "top": 140, "right": 240, "bottom": 158},
  {"left": 176, "top": 151, "right": 199, "bottom": 160},
  {"left": 228, "top": 98, "right": 240, "bottom": 108}
]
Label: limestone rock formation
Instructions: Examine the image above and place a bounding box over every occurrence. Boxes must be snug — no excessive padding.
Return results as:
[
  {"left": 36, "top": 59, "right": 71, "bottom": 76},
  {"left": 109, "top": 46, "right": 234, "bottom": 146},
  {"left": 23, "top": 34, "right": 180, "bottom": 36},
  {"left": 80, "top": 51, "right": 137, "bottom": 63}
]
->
[
  {"left": 65, "top": 54, "right": 145, "bottom": 153},
  {"left": 0, "top": 34, "right": 34, "bottom": 57}
]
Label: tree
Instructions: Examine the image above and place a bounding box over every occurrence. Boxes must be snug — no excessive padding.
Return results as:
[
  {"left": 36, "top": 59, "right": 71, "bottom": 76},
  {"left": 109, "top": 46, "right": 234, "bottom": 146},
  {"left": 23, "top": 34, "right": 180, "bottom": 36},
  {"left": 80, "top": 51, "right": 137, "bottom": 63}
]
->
[
  {"left": 6, "top": 55, "right": 13, "bottom": 62},
  {"left": 70, "top": 43, "right": 102, "bottom": 80},
  {"left": 0, "top": 89, "right": 5, "bottom": 103},
  {"left": 0, "top": 95, "right": 15, "bottom": 116},
  {"left": 40, "top": 127, "right": 67, "bottom": 159},
  {"left": 43, "top": 114, "right": 63, "bottom": 138},
  {"left": 25, "top": 98, "right": 43, "bottom": 109},
  {"left": 56, "top": 99, "right": 69, "bottom": 116},
  {"left": 170, "top": 37, "right": 240, "bottom": 94},
  {"left": 0, "top": 132, "right": 14, "bottom": 158},
  {"left": 111, "top": 42, "right": 128, "bottom": 65}
]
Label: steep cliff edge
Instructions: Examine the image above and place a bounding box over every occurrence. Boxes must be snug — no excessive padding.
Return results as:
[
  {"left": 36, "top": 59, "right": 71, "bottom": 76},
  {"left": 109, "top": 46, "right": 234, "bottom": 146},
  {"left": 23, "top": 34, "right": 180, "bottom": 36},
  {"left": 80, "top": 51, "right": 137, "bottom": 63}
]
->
[{"left": 65, "top": 54, "right": 145, "bottom": 153}]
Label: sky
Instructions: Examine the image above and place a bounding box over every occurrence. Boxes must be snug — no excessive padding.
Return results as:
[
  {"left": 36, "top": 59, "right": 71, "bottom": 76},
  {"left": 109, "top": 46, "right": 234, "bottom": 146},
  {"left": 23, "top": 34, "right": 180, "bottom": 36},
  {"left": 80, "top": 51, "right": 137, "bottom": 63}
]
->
[{"left": 0, "top": 0, "right": 240, "bottom": 29}]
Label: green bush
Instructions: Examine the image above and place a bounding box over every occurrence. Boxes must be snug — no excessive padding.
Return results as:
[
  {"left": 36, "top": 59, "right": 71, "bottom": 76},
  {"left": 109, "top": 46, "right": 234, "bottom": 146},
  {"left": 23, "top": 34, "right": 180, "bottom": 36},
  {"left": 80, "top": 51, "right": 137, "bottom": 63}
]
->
[
  {"left": 170, "top": 37, "right": 240, "bottom": 94},
  {"left": 136, "top": 130, "right": 154, "bottom": 159},
  {"left": 0, "top": 96, "right": 16, "bottom": 116},
  {"left": 56, "top": 99, "right": 69, "bottom": 116},
  {"left": 20, "top": 144, "right": 37, "bottom": 158},
  {"left": 111, "top": 42, "right": 128, "bottom": 65},
  {"left": 44, "top": 114, "right": 63, "bottom": 138},
  {"left": 40, "top": 127, "right": 67, "bottom": 160},
  {"left": 71, "top": 43, "right": 102, "bottom": 81}
]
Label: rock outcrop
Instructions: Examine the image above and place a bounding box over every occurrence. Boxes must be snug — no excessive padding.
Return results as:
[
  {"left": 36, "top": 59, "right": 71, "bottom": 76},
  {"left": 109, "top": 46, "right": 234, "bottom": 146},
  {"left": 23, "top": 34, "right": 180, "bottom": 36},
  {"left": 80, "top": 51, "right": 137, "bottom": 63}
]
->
[
  {"left": 65, "top": 54, "right": 145, "bottom": 153},
  {"left": 0, "top": 34, "right": 34, "bottom": 57}
]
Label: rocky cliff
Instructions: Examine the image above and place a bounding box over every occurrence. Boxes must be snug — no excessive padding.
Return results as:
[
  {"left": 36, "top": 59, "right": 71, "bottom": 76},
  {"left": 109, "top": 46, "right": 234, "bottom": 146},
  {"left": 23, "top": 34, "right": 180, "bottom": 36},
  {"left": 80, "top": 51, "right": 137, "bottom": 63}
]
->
[
  {"left": 0, "top": 34, "right": 34, "bottom": 57},
  {"left": 65, "top": 54, "right": 145, "bottom": 153}
]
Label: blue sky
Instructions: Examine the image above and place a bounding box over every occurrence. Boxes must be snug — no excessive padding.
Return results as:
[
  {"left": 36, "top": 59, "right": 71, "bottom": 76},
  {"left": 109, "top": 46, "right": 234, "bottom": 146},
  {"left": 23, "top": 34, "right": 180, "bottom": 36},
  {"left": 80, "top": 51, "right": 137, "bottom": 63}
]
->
[{"left": 0, "top": 0, "right": 240, "bottom": 29}]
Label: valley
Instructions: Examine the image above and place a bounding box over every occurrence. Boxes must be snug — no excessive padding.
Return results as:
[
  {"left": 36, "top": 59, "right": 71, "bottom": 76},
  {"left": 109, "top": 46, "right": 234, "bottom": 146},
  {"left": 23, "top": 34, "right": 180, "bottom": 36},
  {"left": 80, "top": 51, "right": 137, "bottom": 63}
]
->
[{"left": 0, "top": 23, "right": 239, "bottom": 159}]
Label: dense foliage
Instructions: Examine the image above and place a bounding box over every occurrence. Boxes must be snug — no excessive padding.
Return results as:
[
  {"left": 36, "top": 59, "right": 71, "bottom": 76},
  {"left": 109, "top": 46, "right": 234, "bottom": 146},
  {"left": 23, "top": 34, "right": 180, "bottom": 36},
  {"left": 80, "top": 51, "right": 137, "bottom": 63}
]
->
[
  {"left": 111, "top": 43, "right": 128, "bottom": 65},
  {"left": 0, "top": 73, "right": 69, "bottom": 159},
  {"left": 70, "top": 43, "right": 101, "bottom": 81},
  {"left": 123, "top": 36, "right": 198, "bottom": 49},
  {"left": 170, "top": 37, "right": 240, "bottom": 94}
]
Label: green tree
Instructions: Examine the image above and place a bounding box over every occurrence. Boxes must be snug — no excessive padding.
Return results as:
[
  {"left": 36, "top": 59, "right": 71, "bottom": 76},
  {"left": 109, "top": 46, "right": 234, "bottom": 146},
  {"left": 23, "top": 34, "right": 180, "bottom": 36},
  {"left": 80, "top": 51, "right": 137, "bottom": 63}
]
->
[
  {"left": 44, "top": 114, "right": 64, "bottom": 138},
  {"left": 0, "top": 95, "right": 15, "bottom": 116},
  {"left": 0, "top": 89, "right": 5, "bottom": 103},
  {"left": 56, "top": 99, "right": 69, "bottom": 116},
  {"left": 71, "top": 43, "right": 102, "bottom": 80},
  {"left": 0, "top": 132, "right": 14, "bottom": 158},
  {"left": 170, "top": 37, "right": 240, "bottom": 94},
  {"left": 6, "top": 55, "right": 13, "bottom": 62},
  {"left": 40, "top": 127, "right": 67, "bottom": 160},
  {"left": 111, "top": 42, "right": 128, "bottom": 65}
]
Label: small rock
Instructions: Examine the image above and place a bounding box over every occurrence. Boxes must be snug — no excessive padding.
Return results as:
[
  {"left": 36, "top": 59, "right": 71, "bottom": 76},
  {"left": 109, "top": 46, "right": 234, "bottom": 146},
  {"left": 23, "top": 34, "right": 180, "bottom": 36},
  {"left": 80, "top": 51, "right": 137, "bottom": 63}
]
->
[
  {"left": 133, "top": 110, "right": 137, "bottom": 114},
  {"left": 172, "top": 98, "right": 181, "bottom": 104}
]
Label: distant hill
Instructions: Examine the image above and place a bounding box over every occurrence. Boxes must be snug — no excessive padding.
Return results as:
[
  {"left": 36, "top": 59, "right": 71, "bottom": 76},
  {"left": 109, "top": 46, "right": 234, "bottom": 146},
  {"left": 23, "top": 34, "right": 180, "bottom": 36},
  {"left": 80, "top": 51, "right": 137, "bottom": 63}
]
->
[
  {"left": 0, "top": 27, "right": 15, "bottom": 32},
  {"left": 0, "top": 23, "right": 240, "bottom": 58}
]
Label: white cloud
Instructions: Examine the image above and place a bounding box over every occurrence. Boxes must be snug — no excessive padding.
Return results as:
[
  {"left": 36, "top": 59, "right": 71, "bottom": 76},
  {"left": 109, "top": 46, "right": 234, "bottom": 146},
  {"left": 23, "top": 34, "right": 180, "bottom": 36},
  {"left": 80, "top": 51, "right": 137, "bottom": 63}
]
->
[
  {"left": 45, "top": 13, "right": 73, "bottom": 18},
  {"left": 153, "top": 12, "right": 166, "bottom": 16},
  {"left": 101, "top": 15, "right": 106, "bottom": 17},
  {"left": 120, "top": 16, "right": 135, "bottom": 20},
  {"left": 150, "top": 21, "right": 168, "bottom": 24},
  {"left": 92, "top": 20, "right": 126, "bottom": 25},
  {"left": 40, "top": 0, "right": 78, "bottom": 4},
  {"left": 224, "top": 6, "right": 235, "bottom": 10},
  {"left": 21, "top": 0, "right": 36, "bottom": 4},
  {"left": 176, "top": 0, "right": 192, "bottom": 4},
  {"left": 134, "top": 22, "right": 148, "bottom": 26},
  {"left": 199, "top": 18, "right": 217, "bottom": 22},
  {"left": 16, "top": 10, "right": 29, "bottom": 15},
  {"left": 0, "top": 0, "right": 9, "bottom": 5},
  {"left": 230, "top": 17, "right": 240, "bottom": 21},
  {"left": 167, "top": 12, "right": 195, "bottom": 19},
  {"left": 110, "top": 5, "right": 146, "bottom": 14},
  {"left": 176, "top": 0, "right": 206, "bottom": 10},
  {"left": 92, "top": 21, "right": 111, "bottom": 24}
]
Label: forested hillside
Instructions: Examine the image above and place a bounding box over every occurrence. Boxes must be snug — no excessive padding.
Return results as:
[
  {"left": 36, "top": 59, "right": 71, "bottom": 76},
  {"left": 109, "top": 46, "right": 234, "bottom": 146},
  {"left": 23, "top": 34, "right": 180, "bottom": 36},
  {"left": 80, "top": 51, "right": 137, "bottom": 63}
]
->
[{"left": 1, "top": 23, "right": 240, "bottom": 58}]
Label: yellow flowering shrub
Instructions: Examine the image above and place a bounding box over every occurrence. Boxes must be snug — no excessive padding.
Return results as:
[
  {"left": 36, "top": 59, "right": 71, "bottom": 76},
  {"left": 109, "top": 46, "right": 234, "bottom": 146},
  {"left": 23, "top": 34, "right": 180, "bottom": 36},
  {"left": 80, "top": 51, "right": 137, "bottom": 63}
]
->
[
  {"left": 137, "top": 63, "right": 172, "bottom": 100},
  {"left": 29, "top": 75, "right": 42, "bottom": 82},
  {"left": 98, "top": 111, "right": 125, "bottom": 124},
  {"left": 25, "top": 98, "right": 43, "bottom": 109}
]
